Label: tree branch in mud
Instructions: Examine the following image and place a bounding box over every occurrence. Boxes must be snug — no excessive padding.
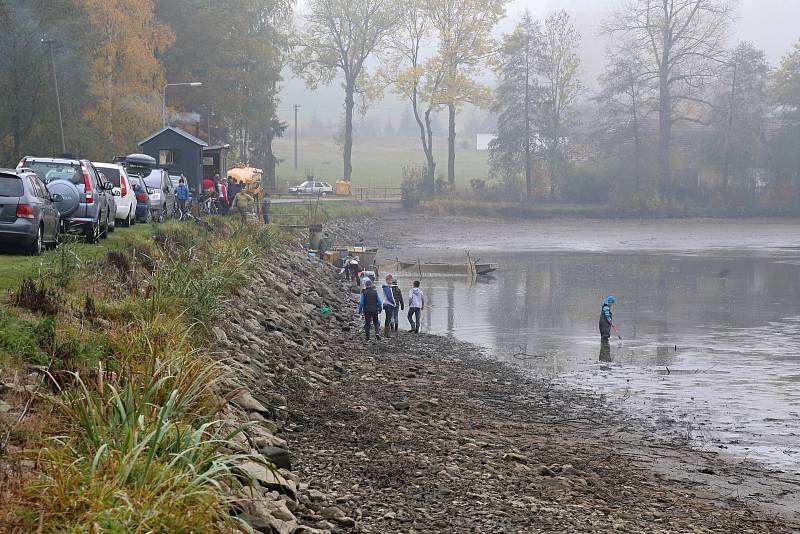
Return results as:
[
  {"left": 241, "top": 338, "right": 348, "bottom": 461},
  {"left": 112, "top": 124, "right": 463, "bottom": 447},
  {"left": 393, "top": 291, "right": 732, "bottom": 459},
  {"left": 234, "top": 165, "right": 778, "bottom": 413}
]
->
[{"left": 511, "top": 346, "right": 545, "bottom": 361}]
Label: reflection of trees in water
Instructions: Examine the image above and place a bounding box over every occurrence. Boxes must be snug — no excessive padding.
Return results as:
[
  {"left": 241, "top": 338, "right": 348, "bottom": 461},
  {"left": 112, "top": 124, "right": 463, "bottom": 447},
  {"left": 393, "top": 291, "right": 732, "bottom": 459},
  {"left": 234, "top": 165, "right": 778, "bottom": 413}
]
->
[
  {"left": 487, "top": 253, "right": 798, "bottom": 365},
  {"left": 425, "top": 252, "right": 800, "bottom": 367}
]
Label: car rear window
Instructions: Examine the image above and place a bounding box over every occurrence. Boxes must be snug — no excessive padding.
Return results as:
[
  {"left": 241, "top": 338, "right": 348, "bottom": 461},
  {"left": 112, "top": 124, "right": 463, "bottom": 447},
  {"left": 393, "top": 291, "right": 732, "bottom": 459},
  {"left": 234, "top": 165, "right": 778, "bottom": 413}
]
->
[
  {"left": 97, "top": 167, "right": 121, "bottom": 187},
  {"left": 143, "top": 170, "right": 162, "bottom": 188},
  {"left": 27, "top": 162, "right": 82, "bottom": 185},
  {"left": 0, "top": 175, "right": 23, "bottom": 197}
]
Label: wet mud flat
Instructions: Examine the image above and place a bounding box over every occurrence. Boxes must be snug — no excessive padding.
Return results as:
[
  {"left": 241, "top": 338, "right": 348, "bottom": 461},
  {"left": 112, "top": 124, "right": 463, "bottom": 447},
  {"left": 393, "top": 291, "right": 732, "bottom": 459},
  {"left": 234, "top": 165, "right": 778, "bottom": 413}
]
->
[{"left": 285, "top": 332, "right": 799, "bottom": 532}]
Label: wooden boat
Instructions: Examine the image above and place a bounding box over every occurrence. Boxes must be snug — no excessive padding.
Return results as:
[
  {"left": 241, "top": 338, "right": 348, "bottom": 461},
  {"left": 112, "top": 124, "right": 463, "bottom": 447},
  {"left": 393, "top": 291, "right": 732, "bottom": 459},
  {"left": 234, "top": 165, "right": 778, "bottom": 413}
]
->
[
  {"left": 396, "top": 259, "right": 499, "bottom": 276},
  {"left": 475, "top": 263, "right": 498, "bottom": 275}
]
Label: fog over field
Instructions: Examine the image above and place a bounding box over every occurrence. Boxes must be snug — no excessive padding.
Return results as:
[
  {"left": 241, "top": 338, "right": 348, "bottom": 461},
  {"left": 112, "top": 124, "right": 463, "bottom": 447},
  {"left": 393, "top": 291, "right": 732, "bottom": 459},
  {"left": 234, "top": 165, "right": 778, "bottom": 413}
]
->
[{"left": 280, "top": 0, "right": 800, "bottom": 128}]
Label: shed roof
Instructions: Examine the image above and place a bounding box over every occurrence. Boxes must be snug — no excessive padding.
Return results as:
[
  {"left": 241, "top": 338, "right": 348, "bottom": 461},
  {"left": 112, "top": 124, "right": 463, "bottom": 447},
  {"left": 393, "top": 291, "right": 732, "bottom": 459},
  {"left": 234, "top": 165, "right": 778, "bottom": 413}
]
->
[{"left": 138, "top": 126, "right": 209, "bottom": 148}]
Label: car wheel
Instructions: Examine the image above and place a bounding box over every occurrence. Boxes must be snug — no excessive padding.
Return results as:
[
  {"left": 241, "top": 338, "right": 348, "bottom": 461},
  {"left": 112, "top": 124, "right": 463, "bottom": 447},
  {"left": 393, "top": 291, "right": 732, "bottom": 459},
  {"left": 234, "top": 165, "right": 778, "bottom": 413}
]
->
[
  {"left": 85, "top": 221, "right": 99, "bottom": 244},
  {"left": 28, "top": 225, "right": 43, "bottom": 256}
]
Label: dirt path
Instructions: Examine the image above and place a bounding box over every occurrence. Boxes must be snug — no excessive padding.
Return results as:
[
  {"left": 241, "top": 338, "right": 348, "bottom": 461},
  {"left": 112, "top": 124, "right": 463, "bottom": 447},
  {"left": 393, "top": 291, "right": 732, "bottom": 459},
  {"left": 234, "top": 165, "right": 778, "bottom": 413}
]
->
[{"left": 285, "top": 331, "right": 797, "bottom": 532}]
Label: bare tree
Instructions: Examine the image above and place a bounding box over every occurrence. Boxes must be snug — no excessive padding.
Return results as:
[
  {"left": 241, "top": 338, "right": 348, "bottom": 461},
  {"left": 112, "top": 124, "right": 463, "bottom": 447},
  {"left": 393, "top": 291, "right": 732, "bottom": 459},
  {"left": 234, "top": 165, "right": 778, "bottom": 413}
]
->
[
  {"left": 603, "top": 0, "right": 735, "bottom": 193},
  {"left": 292, "top": 0, "right": 398, "bottom": 182},
  {"left": 597, "top": 39, "right": 657, "bottom": 192},
  {"left": 537, "top": 10, "right": 581, "bottom": 200},
  {"left": 386, "top": 0, "right": 443, "bottom": 191}
]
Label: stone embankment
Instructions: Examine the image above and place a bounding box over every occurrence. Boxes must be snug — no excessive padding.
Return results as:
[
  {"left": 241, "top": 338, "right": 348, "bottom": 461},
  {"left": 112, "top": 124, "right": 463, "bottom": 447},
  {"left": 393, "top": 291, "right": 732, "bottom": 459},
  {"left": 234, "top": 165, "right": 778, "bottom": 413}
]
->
[{"left": 214, "top": 223, "right": 796, "bottom": 533}]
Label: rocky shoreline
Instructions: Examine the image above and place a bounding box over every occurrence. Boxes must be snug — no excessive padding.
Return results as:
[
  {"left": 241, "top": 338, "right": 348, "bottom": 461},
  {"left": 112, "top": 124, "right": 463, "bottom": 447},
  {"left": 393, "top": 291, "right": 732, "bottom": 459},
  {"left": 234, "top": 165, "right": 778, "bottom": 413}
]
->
[{"left": 214, "top": 219, "right": 799, "bottom": 533}]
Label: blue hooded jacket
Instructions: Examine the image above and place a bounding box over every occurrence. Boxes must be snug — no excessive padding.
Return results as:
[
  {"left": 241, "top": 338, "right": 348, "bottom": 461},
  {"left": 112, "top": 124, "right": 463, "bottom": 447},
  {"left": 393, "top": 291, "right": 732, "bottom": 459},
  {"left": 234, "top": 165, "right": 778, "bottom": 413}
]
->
[
  {"left": 602, "top": 296, "right": 616, "bottom": 323},
  {"left": 381, "top": 282, "right": 397, "bottom": 308}
]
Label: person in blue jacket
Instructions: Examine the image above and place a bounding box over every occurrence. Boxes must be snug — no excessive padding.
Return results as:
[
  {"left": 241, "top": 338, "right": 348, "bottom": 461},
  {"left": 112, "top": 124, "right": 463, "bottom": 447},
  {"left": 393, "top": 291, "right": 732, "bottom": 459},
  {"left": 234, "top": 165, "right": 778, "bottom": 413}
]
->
[
  {"left": 380, "top": 274, "right": 398, "bottom": 337},
  {"left": 358, "top": 279, "right": 383, "bottom": 341},
  {"left": 599, "top": 296, "right": 618, "bottom": 340},
  {"left": 175, "top": 177, "right": 190, "bottom": 217}
]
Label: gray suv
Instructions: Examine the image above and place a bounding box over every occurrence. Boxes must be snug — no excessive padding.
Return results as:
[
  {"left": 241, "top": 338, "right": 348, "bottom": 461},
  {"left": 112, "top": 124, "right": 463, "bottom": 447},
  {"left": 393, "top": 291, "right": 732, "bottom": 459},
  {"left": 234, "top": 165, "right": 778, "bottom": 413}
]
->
[
  {"left": 0, "top": 168, "right": 62, "bottom": 254},
  {"left": 17, "top": 156, "right": 114, "bottom": 243}
]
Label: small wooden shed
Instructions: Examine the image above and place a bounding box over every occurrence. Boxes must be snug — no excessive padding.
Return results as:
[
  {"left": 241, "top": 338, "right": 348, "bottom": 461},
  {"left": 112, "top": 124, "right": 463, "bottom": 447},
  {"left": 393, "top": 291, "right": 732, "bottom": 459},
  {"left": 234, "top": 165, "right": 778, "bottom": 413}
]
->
[{"left": 138, "top": 127, "right": 208, "bottom": 194}]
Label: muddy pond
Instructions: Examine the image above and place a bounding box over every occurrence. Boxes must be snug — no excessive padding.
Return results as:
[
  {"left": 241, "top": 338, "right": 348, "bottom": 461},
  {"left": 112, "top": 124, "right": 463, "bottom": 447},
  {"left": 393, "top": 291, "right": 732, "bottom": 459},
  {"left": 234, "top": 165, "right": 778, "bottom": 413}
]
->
[{"left": 381, "top": 217, "right": 800, "bottom": 471}]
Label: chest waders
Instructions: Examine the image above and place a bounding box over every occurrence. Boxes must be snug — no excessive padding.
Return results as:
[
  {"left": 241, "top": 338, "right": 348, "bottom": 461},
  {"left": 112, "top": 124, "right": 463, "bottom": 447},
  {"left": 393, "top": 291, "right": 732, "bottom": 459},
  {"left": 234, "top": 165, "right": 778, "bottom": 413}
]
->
[{"left": 599, "top": 304, "right": 612, "bottom": 339}]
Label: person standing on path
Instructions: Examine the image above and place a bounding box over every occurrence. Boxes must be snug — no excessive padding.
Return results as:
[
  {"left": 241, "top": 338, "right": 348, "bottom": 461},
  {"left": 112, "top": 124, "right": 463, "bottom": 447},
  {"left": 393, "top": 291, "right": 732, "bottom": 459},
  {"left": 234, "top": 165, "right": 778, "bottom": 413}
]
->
[
  {"left": 599, "top": 295, "right": 619, "bottom": 341},
  {"left": 390, "top": 277, "right": 404, "bottom": 333},
  {"left": 358, "top": 279, "right": 383, "bottom": 341},
  {"left": 175, "top": 177, "right": 190, "bottom": 218},
  {"left": 231, "top": 189, "right": 254, "bottom": 226},
  {"left": 407, "top": 280, "right": 425, "bottom": 333},
  {"left": 381, "top": 275, "right": 398, "bottom": 338}
]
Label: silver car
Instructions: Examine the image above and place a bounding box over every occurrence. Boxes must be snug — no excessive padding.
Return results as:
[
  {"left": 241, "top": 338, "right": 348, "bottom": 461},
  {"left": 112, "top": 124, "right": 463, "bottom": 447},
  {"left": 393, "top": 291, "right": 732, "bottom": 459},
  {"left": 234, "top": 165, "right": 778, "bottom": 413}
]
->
[
  {"left": 0, "top": 168, "right": 61, "bottom": 254},
  {"left": 143, "top": 168, "right": 177, "bottom": 222}
]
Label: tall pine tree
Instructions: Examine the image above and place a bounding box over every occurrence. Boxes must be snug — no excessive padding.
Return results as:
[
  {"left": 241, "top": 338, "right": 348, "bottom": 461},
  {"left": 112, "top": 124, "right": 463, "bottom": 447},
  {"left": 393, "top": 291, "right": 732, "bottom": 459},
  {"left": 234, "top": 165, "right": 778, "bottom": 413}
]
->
[{"left": 489, "top": 12, "right": 540, "bottom": 202}]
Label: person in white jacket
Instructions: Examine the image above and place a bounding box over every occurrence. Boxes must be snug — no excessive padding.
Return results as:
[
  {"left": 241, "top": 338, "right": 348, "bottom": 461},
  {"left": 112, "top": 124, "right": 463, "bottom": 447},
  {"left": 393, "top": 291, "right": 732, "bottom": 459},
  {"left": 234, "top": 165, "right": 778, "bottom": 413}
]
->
[{"left": 407, "top": 280, "right": 425, "bottom": 333}]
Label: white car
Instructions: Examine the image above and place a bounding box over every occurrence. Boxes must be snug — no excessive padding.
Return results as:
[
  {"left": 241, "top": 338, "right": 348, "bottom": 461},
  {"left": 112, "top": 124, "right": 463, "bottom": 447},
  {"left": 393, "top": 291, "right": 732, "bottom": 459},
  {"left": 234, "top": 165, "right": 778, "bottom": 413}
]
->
[
  {"left": 93, "top": 162, "right": 137, "bottom": 227},
  {"left": 289, "top": 180, "right": 334, "bottom": 196}
]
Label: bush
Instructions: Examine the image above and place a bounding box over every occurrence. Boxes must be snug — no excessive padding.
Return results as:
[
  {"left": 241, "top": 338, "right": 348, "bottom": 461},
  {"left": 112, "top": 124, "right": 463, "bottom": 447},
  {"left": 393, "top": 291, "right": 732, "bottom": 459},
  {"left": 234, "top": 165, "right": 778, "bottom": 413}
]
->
[{"left": 401, "top": 165, "right": 424, "bottom": 208}]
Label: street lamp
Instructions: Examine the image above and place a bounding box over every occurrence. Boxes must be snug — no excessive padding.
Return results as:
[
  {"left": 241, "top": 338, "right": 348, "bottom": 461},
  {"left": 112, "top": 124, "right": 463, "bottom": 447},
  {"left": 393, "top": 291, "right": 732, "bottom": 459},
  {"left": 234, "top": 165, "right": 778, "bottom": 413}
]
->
[
  {"left": 41, "top": 38, "right": 66, "bottom": 154},
  {"left": 162, "top": 82, "right": 203, "bottom": 128}
]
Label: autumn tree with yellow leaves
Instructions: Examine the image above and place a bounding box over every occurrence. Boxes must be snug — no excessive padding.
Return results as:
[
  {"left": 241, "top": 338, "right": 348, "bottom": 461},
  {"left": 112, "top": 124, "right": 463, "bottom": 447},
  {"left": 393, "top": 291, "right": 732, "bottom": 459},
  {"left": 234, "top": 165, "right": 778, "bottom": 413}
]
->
[{"left": 79, "top": 0, "right": 173, "bottom": 155}]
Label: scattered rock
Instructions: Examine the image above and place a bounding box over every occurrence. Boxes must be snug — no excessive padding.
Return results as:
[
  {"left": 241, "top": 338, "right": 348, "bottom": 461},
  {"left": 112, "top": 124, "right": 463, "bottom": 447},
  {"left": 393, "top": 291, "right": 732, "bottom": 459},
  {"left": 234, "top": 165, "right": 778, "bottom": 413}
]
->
[
  {"left": 503, "top": 452, "right": 529, "bottom": 464},
  {"left": 232, "top": 391, "right": 269, "bottom": 414},
  {"left": 260, "top": 445, "right": 292, "bottom": 470}
]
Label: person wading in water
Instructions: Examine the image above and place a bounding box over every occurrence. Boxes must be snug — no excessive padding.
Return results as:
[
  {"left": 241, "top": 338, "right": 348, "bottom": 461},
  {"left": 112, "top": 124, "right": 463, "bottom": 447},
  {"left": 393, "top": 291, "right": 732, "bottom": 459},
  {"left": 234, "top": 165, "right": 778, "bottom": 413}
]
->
[{"left": 599, "top": 295, "right": 618, "bottom": 361}]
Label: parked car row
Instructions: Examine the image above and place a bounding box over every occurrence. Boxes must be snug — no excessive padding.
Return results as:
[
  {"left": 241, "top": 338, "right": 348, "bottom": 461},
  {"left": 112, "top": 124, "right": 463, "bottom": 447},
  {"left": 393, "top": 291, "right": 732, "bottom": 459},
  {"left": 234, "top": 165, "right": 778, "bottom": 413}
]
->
[{"left": 0, "top": 153, "right": 178, "bottom": 255}]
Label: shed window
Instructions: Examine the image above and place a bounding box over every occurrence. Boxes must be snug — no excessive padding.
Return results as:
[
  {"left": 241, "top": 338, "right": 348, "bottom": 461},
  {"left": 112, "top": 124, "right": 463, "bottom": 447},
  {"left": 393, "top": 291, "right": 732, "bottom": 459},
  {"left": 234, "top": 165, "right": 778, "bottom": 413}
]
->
[{"left": 159, "top": 149, "right": 181, "bottom": 165}]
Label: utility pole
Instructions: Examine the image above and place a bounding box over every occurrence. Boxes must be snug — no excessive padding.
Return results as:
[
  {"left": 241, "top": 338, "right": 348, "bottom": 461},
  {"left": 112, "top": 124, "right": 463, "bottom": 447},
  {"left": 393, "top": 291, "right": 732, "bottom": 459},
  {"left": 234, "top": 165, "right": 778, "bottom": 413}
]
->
[
  {"left": 293, "top": 104, "right": 301, "bottom": 171},
  {"left": 42, "top": 38, "right": 66, "bottom": 154},
  {"left": 206, "top": 103, "right": 213, "bottom": 145}
]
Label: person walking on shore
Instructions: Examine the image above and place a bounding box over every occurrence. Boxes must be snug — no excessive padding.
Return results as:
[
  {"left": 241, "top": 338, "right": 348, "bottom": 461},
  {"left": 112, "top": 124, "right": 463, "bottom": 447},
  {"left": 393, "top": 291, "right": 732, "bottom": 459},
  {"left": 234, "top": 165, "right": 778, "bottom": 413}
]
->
[
  {"left": 390, "top": 277, "right": 404, "bottom": 333},
  {"left": 407, "top": 280, "right": 424, "bottom": 333},
  {"left": 599, "top": 295, "right": 619, "bottom": 341},
  {"left": 358, "top": 279, "right": 383, "bottom": 341},
  {"left": 381, "top": 275, "right": 398, "bottom": 337}
]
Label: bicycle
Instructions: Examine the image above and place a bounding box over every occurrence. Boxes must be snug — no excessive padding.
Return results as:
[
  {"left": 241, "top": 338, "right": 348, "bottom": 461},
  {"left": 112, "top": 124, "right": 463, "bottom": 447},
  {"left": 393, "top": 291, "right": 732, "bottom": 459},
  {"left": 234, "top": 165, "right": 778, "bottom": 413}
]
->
[{"left": 201, "top": 195, "right": 219, "bottom": 215}]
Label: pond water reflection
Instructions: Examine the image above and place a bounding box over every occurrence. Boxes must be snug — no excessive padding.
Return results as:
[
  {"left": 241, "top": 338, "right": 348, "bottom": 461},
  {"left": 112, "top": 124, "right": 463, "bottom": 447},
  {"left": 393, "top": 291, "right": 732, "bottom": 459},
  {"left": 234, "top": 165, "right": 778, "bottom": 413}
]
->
[{"left": 393, "top": 251, "right": 800, "bottom": 469}]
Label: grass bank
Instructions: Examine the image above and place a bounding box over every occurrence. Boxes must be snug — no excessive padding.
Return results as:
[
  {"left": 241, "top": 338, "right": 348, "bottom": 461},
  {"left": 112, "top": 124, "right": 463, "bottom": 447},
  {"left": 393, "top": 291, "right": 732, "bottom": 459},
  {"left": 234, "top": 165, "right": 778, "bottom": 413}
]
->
[{"left": 0, "top": 218, "right": 282, "bottom": 531}]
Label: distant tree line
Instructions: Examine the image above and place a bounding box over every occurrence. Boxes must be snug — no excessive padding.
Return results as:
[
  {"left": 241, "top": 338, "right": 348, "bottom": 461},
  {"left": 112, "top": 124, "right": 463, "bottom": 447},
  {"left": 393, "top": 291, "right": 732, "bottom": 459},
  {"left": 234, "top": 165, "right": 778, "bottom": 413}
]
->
[
  {"left": 3, "top": 0, "right": 800, "bottom": 213},
  {"left": 491, "top": 0, "right": 800, "bottom": 214}
]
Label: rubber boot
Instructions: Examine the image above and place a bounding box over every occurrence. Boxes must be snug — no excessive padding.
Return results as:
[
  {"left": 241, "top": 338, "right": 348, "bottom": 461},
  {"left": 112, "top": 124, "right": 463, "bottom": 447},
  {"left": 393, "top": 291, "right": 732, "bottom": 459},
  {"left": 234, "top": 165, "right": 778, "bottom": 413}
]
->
[{"left": 384, "top": 324, "right": 391, "bottom": 338}]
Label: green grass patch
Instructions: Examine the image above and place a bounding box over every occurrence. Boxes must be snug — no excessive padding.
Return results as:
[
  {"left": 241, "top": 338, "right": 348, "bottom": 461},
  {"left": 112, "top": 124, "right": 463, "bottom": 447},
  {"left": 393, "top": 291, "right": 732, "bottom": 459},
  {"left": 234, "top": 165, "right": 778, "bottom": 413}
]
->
[
  {"left": 273, "top": 138, "right": 489, "bottom": 188},
  {"left": 270, "top": 200, "right": 375, "bottom": 226},
  {"left": 0, "top": 225, "right": 156, "bottom": 295}
]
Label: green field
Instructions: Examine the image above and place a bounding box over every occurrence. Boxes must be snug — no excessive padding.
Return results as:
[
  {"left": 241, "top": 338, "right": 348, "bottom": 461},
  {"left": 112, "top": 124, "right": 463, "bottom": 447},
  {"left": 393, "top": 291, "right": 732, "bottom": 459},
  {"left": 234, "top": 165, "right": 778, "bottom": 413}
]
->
[{"left": 272, "top": 138, "right": 489, "bottom": 188}]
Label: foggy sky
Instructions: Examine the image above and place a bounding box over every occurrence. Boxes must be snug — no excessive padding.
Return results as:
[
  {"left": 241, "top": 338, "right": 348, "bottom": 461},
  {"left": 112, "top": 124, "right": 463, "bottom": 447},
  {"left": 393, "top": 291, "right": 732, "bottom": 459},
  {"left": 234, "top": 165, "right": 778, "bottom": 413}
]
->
[{"left": 280, "top": 0, "right": 800, "bottom": 127}]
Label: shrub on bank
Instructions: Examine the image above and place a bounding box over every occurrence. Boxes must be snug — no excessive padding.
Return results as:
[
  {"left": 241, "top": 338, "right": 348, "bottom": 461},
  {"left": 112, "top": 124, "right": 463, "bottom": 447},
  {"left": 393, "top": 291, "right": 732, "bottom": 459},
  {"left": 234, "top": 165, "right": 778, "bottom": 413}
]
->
[{"left": 2, "top": 218, "right": 276, "bottom": 531}]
